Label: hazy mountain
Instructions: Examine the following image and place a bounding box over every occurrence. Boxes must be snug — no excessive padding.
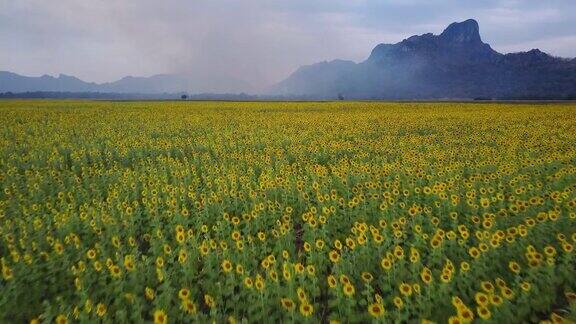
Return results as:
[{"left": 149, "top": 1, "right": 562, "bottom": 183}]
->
[
  {"left": 3, "top": 19, "right": 575, "bottom": 99},
  {"left": 0, "top": 71, "right": 100, "bottom": 93},
  {"left": 271, "top": 60, "right": 357, "bottom": 96},
  {"left": 0, "top": 71, "right": 253, "bottom": 94},
  {"left": 272, "top": 19, "right": 576, "bottom": 99}
]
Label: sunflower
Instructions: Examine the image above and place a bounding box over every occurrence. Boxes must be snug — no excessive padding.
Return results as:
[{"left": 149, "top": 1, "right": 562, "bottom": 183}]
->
[
  {"left": 255, "top": 277, "right": 265, "bottom": 291},
  {"left": 501, "top": 287, "right": 514, "bottom": 300},
  {"left": 474, "top": 292, "right": 489, "bottom": 306},
  {"left": 480, "top": 281, "right": 495, "bottom": 293},
  {"left": 460, "top": 262, "right": 470, "bottom": 272},
  {"left": 55, "top": 315, "right": 68, "bottom": 324},
  {"left": 393, "top": 246, "right": 404, "bottom": 259},
  {"left": 84, "top": 299, "right": 93, "bottom": 313},
  {"left": 440, "top": 273, "right": 452, "bottom": 283},
  {"left": 393, "top": 296, "right": 404, "bottom": 309},
  {"left": 468, "top": 247, "right": 480, "bottom": 259},
  {"left": 124, "top": 257, "right": 135, "bottom": 272},
  {"left": 303, "top": 264, "right": 315, "bottom": 276},
  {"left": 508, "top": 261, "right": 521, "bottom": 274},
  {"left": 176, "top": 232, "right": 185, "bottom": 244},
  {"left": 244, "top": 277, "right": 253, "bottom": 288},
  {"left": 477, "top": 306, "right": 491, "bottom": 320},
  {"left": 412, "top": 283, "right": 421, "bottom": 295},
  {"left": 178, "top": 288, "right": 190, "bottom": 300},
  {"left": 381, "top": 257, "right": 393, "bottom": 270},
  {"left": 294, "top": 263, "right": 305, "bottom": 274},
  {"left": 520, "top": 281, "right": 531, "bottom": 292},
  {"left": 528, "top": 259, "right": 541, "bottom": 268},
  {"left": 329, "top": 250, "right": 340, "bottom": 263},
  {"left": 339, "top": 275, "right": 350, "bottom": 285},
  {"left": 399, "top": 283, "right": 412, "bottom": 297},
  {"left": 345, "top": 238, "right": 356, "bottom": 249},
  {"left": 204, "top": 294, "right": 216, "bottom": 308},
  {"left": 281, "top": 298, "right": 295, "bottom": 311},
  {"left": 257, "top": 232, "right": 266, "bottom": 241},
  {"left": 327, "top": 275, "right": 337, "bottom": 288},
  {"left": 283, "top": 269, "right": 292, "bottom": 281},
  {"left": 334, "top": 240, "right": 343, "bottom": 250},
  {"left": 109, "top": 265, "right": 122, "bottom": 278},
  {"left": 182, "top": 300, "right": 197, "bottom": 314},
  {"left": 458, "top": 308, "right": 474, "bottom": 322},
  {"left": 494, "top": 277, "right": 506, "bottom": 288},
  {"left": 155, "top": 257, "right": 164, "bottom": 268},
  {"left": 489, "top": 238, "right": 500, "bottom": 248},
  {"left": 299, "top": 303, "right": 314, "bottom": 317},
  {"left": 451, "top": 296, "right": 464, "bottom": 308},
  {"left": 361, "top": 272, "right": 373, "bottom": 283},
  {"left": 490, "top": 295, "right": 503, "bottom": 306},
  {"left": 145, "top": 287, "right": 155, "bottom": 301},
  {"left": 420, "top": 271, "right": 432, "bottom": 284},
  {"left": 54, "top": 242, "right": 64, "bottom": 255},
  {"left": 178, "top": 249, "right": 188, "bottom": 264},
  {"left": 96, "top": 303, "right": 106, "bottom": 317},
  {"left": 153, "top": 310, "right": 167, "bottom": 324},
  {"left": 343, "top": 283, "right": 355, "bottom": 297},
  {"left": 448, "top": 316, "right": 462, "bottom": 324},
  {"left": 111, "top": 236, "right": 120, "bottom": 248},
  {"left": 221, "top": 260, "right": 233, "bottom": 273},
  {"left": 297, "top": 287, "right": 307, "bottom": 302},
  {"left": 86, "top": 249, "right": 96, "bottom": 259},
  {"left": 201, "top": 243, "right": 213, "bottom": 254},
  {"left": 368, "top": 302, "right": 385, "bottom": 317},
  {"left": 2, "top": 266, "right": 14, "bottom": 280}
]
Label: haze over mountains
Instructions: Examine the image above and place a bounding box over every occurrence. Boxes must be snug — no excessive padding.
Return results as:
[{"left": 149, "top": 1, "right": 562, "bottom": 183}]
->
[
  {"left": 273, "top": 19, "right": 576, "bottom": 99},
  {"left": 0, "top": 72, "right": 253, "bottom": 95},
  {"left": 2, "top": 19, "right": 575, "bottom": 99}
]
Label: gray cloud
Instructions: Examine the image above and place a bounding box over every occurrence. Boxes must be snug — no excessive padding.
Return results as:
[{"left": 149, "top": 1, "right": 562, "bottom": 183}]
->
[{"left": 1, "top": 0, "right": 575, "bottom": 92}]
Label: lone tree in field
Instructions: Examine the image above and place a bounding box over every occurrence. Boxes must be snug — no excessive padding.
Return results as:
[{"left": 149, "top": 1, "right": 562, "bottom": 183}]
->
[{"left": 181, "top": 94, "right": 188, "bottom": 100}]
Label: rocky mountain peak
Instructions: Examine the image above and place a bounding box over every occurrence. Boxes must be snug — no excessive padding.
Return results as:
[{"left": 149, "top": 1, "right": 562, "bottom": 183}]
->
[
  {"left": 440, "top": 19, "right": 481, "bottom": 43},
  {"left": 273, "top": 18, "right": 576, "bottom": 99}
]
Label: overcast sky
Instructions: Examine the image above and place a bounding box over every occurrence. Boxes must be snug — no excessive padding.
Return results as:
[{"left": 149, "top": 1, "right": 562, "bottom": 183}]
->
[{"left": 1, "top": 0, "right": 575, "bottom": 90}]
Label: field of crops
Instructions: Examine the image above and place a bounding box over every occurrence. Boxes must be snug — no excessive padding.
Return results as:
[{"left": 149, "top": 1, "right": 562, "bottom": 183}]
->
[{"left": 1, "top": 100, "right": 575, "bottom": 323}]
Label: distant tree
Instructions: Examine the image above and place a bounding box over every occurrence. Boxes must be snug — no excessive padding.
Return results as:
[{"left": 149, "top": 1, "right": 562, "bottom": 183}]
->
[
  {"left": 338, "top": 93, "right": 344, "bottom": 101},
  {"left": 181, "top": 94, "right": 188, "bottom": 100}
]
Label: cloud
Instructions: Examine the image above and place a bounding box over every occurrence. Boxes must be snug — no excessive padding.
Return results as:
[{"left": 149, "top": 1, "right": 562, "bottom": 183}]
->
[{"left": 1, "top": 0, "right": 574, "bottom": 92}]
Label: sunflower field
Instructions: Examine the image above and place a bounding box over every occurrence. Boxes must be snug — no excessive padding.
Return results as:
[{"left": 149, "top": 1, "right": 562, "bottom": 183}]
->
[{"left": 1, "top": 100, "right": 575, "bottom": 323}]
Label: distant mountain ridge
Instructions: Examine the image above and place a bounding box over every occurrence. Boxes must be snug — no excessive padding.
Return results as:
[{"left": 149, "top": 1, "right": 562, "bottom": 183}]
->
[
  {"left": 3, "top": 19, "right": 575, "bottom": 99},
  {"left": 0, "top": 71, "right": 253, "bottom": 94},
  {"left": 272, "top": 19, "right": 576, "bottom": 99},
  {"left": 0, "top": 72, "right": 99, "bottom": 93}
]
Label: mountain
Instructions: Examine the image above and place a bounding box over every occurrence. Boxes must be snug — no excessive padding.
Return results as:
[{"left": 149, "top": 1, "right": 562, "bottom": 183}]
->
[
  {"left": 0, "top": 71, "right": 253, "bottom": 94},
  {"left": 0, "top": 71, "right": 100, "bottom": 93},
  {"left": 272, "top": 60, "right": 357, "bottom": 96},
  {"left": 272, "top": 19, "right": 576, "bottom": 99}
]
